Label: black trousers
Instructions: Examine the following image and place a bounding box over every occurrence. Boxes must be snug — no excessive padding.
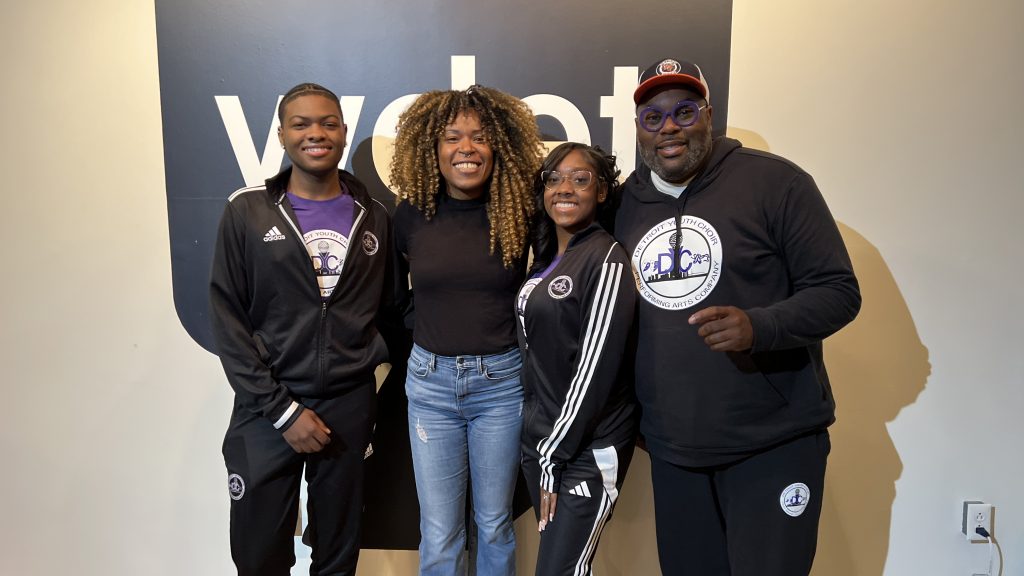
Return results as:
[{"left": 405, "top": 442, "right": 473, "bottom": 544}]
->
[
  {"left": 650, "top": 430, "right": 830, "bottom": 576},
  {"left": 222, "top": 382, "right": 376, "bottom": 576},
  {"left": 521, "top": 439, "right": 635, "bottom": 576}
]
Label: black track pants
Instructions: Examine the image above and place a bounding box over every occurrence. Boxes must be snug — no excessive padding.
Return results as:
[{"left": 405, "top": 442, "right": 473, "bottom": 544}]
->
[
  {"left": 650, "top": 430, "right": 830, "bottom": 576},
  {"left": 522, "top": 439, "right": 635, "bottom": 576},
  {"left": 222, "top": 382, "right": 376, "bottom": 576}
]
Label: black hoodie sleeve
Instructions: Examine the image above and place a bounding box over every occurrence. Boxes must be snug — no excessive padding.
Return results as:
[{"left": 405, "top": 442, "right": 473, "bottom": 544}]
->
[
  {"left": 745, "top": 172, "right": 861, "bottom": 352},
  {"left": 536, "top": 246, "right": 636, "bottom": 494},
  {"left": 209, "top": 201, "right": 299, "bottom": 428}
]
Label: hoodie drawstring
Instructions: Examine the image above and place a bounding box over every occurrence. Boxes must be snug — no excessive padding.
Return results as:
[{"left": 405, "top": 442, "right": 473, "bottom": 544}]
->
[{"left": 672, "top": 192, "right": 690, "bottom": 278}]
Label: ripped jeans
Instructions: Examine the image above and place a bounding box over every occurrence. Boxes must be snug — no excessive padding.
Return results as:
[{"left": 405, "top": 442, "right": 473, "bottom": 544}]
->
[{"left": 405, "top": 343, "right": 523, "bottom": 576}]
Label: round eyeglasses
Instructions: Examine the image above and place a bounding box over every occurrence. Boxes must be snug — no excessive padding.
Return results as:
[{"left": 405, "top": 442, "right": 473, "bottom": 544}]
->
[
  {"left": 637, "top": 100, "right": 708, "bottom": 132},
  {"left": 541, "top": 170, "right": 597, "bottom": 191}
]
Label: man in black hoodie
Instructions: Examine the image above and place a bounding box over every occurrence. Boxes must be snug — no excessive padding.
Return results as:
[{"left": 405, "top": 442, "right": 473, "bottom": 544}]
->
[{"left": 615, "top": 58, "right": 861, "bottom": 576}]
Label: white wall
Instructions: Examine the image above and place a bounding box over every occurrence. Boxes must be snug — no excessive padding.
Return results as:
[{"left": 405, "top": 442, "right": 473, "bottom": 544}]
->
[
  {"left": 0, "top": 1, "right": 1020, "bottom": 575},
  {"left": 730, "top": 2, "right": 1024, "bottom": 575}
]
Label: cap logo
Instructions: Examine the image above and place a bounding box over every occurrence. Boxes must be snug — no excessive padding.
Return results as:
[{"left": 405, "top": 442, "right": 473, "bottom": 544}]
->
[{"left": 657, "top": 59, "right": 682, "bottom": 75}]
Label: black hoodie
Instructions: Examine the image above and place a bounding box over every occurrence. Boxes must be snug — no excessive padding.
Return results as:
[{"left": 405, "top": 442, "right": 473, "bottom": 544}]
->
[{"left": 615, "top": 137, "right": 861, "bottom": 467}]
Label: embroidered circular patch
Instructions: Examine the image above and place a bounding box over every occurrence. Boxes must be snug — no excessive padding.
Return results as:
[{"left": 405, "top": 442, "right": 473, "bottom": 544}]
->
[
  {"left": 547, "top": 275, "right": 573, "bottom": 299},
  {"left": 780, "top": 482, "right": 810, "bottom": 517},
  {"left": 361, "top": 231, "right": 379, "bottom": 255},
  {"left": 658, "top": 59, "right": 682, "bottom": 75},
  {"left": 228, "top": 473, "right": 246, "bottom": 501}
]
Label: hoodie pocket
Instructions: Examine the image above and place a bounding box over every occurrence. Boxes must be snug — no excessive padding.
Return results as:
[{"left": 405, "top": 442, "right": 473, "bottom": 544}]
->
[
  {"left": 751, "top": 347, "right": 816, "bottom": 403},
  {"left": 729, "top": 351, "right": 788, "bottom": 406}
]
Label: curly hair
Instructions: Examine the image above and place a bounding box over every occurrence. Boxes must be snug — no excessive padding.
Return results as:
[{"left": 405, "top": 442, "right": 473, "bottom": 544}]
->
[
  {"left": 389, "top": 86, "right": 544, "bottom": 268},
  {"left": 529, "top": 142, "right": 622, "bottom": 276}
]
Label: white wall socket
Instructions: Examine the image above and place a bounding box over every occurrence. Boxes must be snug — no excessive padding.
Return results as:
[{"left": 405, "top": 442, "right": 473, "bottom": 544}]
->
[{"left": 961, "top": 500, "right": 993, "bottom": 542}]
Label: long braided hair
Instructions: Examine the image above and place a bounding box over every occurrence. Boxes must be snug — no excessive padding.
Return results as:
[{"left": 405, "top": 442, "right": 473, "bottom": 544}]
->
[{"left": 390, "top": 86, "right": 544, "bottom": 268}]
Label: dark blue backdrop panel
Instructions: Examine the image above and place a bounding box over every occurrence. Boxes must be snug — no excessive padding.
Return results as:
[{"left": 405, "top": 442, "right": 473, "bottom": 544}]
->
[{"left": 157, "top": 0, "right": 732, "bottom": 350}]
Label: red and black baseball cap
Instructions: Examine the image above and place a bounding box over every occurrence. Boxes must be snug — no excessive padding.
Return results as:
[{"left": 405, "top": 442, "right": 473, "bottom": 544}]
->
[{"left": 633, "top": 58, "right": 711, "bottom": 105}]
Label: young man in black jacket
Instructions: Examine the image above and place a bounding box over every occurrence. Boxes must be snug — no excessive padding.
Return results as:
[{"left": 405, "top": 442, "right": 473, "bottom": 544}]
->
[
  {"left": 614, "top": 59, "right": 861, "bottom": 575},
  {"left": 209, "top": 83, "right": 392, "bottom": 575}
]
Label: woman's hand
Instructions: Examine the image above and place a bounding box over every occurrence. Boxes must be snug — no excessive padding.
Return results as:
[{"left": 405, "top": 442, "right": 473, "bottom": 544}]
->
[{"left": 538, "top": 488, "right": 558, "bottom": 531}]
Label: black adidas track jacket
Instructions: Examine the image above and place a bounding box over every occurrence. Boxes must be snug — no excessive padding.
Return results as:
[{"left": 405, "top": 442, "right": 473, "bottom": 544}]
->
[
  {"left": 517, "top": 224, "right": 637, "bottom": 493},
  {"left": 209, "top": 167, "right": 393, "bottom": 431}
]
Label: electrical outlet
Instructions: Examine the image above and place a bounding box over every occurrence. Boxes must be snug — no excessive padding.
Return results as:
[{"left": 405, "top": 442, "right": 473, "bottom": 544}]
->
[{"left": 961, "top": 500, "right": 993, "bottom": 542}]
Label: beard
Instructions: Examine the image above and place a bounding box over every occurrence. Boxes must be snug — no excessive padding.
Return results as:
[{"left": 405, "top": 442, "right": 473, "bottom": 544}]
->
[{"left": 639, "top": 130, "right": 712, "bottom": 184}]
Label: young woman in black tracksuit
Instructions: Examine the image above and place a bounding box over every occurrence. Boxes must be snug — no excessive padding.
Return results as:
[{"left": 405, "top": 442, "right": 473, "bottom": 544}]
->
[
  {"left": 516, "top": 143, "right": 638, "bottom": 576},
  {"left": 210, "top": 83, "right": 392, "bottom": 575}
]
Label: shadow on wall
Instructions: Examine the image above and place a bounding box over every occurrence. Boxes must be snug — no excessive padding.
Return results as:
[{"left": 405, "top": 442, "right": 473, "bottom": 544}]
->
[
  {"left": 731, "top": 126, "right": 930, "bottom": 575},
  {"left": 813, "top": 223, "right": 930, "bottom": 576}
]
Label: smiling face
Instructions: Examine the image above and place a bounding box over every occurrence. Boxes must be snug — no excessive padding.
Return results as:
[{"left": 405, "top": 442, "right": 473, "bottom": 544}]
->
[
  {"left": 635, "top": 87, "right": 713, "bottom": 185},
  {"left": 544, "top": 149, "right": 607, "bottom": 237},
  {"left": 437, "top": 109, "right": 494, "bottom": 200},
  {"left": 277, "top": 94, "right": 347, "bottom": 179}
]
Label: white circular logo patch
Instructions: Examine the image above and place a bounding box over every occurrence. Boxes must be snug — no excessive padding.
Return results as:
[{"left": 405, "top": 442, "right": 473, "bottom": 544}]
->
[
  {"left": 361, "top": 231, "right": 379, "bottom": 255},
  {"left": 302, "top": 229, "right": 349, "bottom": 298},
  {"left": 631, "top": 216, "right": 722, "bottom": 310},
  {"left": 548, "top": 275, "right": 573, "bottom": 299},
  {"left": 780, "top": 482, "right": 810, "bottom": 517},
  {"left": 228, "top": 473, "right": 245, "bottom": 501}
]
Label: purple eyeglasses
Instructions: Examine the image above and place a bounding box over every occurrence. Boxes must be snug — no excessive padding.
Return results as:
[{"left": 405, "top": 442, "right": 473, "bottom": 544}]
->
[{"left": 637, "top": 100, "right": 708, "bottom": 132}]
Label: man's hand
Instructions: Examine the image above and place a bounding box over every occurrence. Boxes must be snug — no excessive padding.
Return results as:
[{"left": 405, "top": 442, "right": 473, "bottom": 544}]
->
[
  {"left": 282, "top": 409, "right": 332, "bottom": 453},
  {"left": 538, "top": 488, "right": 558, "bottom": 532},
  {"left": 688, "top": 306, "right": 754, "bottom": 352}
]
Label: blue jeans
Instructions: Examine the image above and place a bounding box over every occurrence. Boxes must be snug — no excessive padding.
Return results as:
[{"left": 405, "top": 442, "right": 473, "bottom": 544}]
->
[{"left": 406, "top": 343, "right": 523, "bottom": 576}]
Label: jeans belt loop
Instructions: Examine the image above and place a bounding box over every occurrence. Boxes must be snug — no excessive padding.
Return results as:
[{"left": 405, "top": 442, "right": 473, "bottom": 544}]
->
[
  {"left": 429, "top": 352, "right": 436, "bottom": 373},
  {"left": 477, "top": 355, "right": 484, "bottom": 373}
]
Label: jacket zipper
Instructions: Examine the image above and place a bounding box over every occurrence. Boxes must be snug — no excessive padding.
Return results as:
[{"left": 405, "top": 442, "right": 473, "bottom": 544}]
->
[
  {"left": 673, "top": 190, "right": 691, "bottom": 278},
  {"left": 276, "top": 200, "right": 324, "bottom": 391},
  {"left": 319, "top": 301, "right": 327, "bottom": 392}
]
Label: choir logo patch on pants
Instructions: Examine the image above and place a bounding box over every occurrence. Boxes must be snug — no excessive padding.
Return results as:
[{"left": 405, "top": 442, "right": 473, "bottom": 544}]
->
[
  {"left": 228, "top": 473, "right": 246, "bottom": 501},
  {"left": 780, "top": 482, "right": 809, "bottom": 517}
]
